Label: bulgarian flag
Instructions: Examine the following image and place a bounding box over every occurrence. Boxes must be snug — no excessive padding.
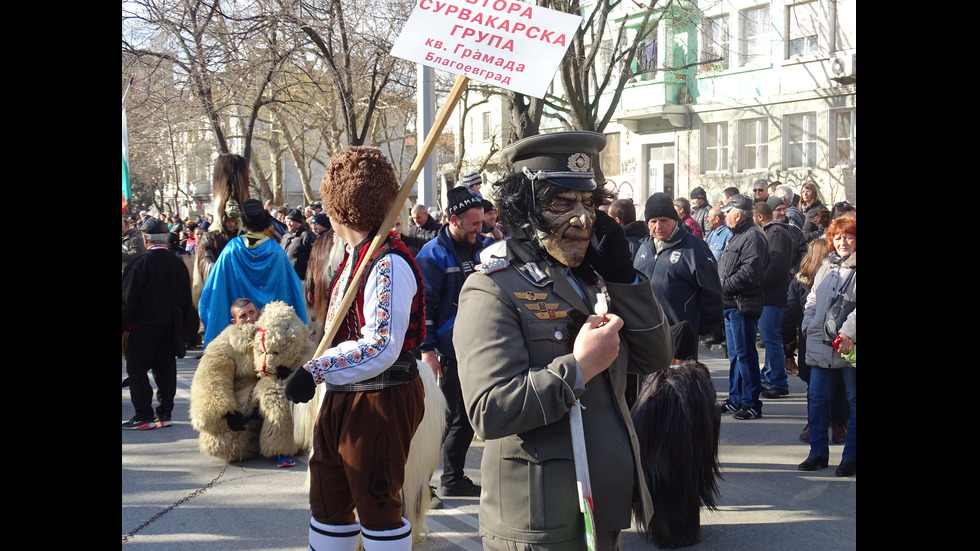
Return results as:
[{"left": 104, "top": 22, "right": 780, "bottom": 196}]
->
[{"left": 122, "top": 77, "right": 133, "bottom": 213}]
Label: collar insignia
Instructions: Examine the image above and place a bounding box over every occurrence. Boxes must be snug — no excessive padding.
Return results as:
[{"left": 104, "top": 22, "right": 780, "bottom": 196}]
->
[{"left": 476, "top": 257, "right": 509, "bottom": 275}]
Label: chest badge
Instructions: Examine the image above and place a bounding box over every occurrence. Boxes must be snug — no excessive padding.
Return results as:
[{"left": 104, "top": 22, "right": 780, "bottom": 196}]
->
[
  {"left": 669, "top": 251, "right": 683, "bottom": 264},
  {"left": 515, "top": 291, "right": 548, "bottom": 301}
]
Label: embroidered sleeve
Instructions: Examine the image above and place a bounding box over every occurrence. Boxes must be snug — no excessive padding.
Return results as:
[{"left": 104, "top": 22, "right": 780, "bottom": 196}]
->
[{"left": 306, "top": 253, "right": 417, "bottom": 386}]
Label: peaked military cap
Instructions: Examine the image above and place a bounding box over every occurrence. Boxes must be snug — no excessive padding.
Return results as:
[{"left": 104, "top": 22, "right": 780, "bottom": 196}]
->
[{"left": 502, "top": 131, "right": 606, "bottom": 191}]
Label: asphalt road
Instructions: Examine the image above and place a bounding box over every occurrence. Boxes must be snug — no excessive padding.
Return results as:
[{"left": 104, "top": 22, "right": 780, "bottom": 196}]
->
[{"left": 122, "top": 345, "right": 855, "bottom": 550}]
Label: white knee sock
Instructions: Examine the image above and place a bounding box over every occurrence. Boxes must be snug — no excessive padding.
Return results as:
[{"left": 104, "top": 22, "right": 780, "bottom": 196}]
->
[
  {"left": 308, "top": 517, "right": 361, "bottom": 551},
  {"left": 360, "top": 518, "right": 412, "bottom": 551}
]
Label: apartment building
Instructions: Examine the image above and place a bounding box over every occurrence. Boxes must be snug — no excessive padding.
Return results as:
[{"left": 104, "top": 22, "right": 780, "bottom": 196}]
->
[{"left": 456, "top": 0, "right": 856, "bottom": 207}]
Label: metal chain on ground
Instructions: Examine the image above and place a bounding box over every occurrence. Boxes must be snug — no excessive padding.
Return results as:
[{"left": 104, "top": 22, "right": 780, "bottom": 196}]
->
[
  {"left": 123, "top": 400, "right": 254, "bottom": 542},
  {"left": 122, "top": 460, "right": 231, "bottom": 542}
]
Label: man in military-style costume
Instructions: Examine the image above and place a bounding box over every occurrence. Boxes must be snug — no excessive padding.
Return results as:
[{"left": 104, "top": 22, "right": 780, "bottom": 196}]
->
[{"left": 454, "top": 131, "right": 674, "bottom": 551}]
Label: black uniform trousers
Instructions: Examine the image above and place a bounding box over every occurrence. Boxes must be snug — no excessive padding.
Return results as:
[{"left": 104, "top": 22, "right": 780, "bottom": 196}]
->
[
  {"left": 126, "top": 324, "right": 177, "bottom": 422},
  {"left": 439, "top": 356, "right": 475, "bottom": 486}
]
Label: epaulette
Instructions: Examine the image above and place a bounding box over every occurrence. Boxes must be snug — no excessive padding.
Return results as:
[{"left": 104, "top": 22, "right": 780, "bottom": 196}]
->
[{"left": 475, "top": 257, "right": 509, "bottom": 275}]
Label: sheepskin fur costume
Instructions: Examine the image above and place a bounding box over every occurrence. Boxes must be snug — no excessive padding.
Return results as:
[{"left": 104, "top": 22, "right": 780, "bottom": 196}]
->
[
  {"left": 320, "top": 146, "right": 398, "bottom": 232},
  {"left": 189, "top": 301, "right": 312, "bottom": 462}
]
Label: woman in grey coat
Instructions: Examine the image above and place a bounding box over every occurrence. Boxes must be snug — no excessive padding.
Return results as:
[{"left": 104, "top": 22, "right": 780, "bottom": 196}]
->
[{"left": 798, "top": 215, "right": 856, "bottom": 476}]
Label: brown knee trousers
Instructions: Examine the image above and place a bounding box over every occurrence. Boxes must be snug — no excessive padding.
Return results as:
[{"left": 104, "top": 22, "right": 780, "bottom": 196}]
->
[{"left": 310, "top": 375, "right": 425, "bottom": 530}]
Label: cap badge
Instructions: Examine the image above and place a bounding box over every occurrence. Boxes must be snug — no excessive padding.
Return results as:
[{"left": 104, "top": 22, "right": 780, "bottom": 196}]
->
[{"left": 567, "top": 153, "right": 591, "bottom": 172}]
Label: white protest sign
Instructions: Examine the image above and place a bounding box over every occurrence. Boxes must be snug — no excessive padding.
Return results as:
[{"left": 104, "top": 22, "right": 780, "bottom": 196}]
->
[{"left": 391, "top": 0, "right": 582, "bottom": 98}]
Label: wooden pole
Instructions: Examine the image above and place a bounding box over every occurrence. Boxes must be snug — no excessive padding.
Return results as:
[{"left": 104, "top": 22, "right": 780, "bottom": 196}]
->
[{"left": 311, "top": 74, "right": 470, "bottom": 360}]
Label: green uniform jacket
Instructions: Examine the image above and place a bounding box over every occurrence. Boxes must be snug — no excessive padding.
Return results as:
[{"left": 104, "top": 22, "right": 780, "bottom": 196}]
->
[{"left": 454, "top": 239, "right": 673, "bottom": 548}]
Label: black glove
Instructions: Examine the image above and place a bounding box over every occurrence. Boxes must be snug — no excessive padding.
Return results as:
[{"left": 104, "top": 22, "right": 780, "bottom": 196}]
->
[
  {"left": 284, "top": 367, "right": 317, "bottom": 403},
  {"left": 224, "top": 411, "right": 247, "bottom": 432},
  {"left": 586, "top": 209, "right": 635, "bottom": 284},
  {"left": 275, "top": 365, "right": 291, "bottom": 380}
]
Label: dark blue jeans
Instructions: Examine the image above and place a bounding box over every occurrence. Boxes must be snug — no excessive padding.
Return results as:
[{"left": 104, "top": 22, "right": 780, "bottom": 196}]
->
[
  {"left": 807, "top": 365, "right": 856, "bottom": 462},
  {"left": 759, "top": 305, "right": 788, "bottom": 391},
  {"left": 724, "top": 308, "right": 762, "bottom": 412}
]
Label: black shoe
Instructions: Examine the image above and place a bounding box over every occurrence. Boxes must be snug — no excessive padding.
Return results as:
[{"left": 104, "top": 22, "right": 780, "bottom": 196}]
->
[
  {"left": 429, "top": 486, "right": 444, "bottom": 509},
  {"left": 798, "top": 455, "right": 829, "bottom": 471},
  {"left": 717, "top": 401, "right": 739, "bottom": 414},
  {"left": 440, "top": 476, "right": 481, "bottom": 497},
  {"left": 733, "top": 406, "right": 761, "bottom": 420},
  {"left": 835, "top": 460, "right": 856, "bottom": 477},
  {"left": 761, "top": 388, "right": 789, "bottom": 399}
]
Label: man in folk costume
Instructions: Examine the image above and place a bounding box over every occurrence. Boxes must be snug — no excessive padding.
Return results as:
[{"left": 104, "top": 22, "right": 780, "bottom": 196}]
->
[
  {"left": 198, "top": 199, "right": 308, "bottom": 348},
  {"left": 285, "top": 146, "right": 426, "bottom": 551},
  {"left": 453, "top": 131, "right": 674, "bottom": 550}
]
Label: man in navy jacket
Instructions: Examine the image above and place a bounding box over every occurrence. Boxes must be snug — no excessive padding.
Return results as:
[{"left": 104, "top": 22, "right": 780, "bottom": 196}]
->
[{"left": 633, "top": 193, "right": 722, "bottom": 359}]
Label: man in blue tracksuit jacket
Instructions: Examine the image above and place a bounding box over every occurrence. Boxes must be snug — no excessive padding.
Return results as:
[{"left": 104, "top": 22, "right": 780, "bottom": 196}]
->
[{"left": 414, "top": 186, "right": 485, "bottom": 497}]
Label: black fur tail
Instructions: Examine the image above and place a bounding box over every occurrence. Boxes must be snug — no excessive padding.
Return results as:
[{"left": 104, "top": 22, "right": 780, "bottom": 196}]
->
[{"left": 630, "top": 360, "right": 722, "bottom": 548}]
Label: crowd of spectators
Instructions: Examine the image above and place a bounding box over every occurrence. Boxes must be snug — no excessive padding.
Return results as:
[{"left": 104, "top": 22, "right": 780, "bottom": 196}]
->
[
  {"left": 123, "top": 172, "right": 854, "bottom": 485},
  {"left": 613, "top": 180, "right": 855, "bottom": 475}
]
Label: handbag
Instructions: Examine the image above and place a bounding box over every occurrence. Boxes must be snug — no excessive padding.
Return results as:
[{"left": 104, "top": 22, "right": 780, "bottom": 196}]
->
[
  {"left": 735, "top": 293, "right": 762, "bottom": 317},
  {"left": 822, "top": 269, "right": 855, "bottom": 345}
]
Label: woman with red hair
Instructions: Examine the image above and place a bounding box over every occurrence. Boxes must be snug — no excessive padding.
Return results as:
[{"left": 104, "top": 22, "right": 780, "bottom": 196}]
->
[{"left": 798, "top": 214, "right": 857, "bottom": 476}]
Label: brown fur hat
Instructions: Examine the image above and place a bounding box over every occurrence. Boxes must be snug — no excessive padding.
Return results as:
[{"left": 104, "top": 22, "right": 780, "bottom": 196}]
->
[{"left": 320, "top": 146, "right": 399, "bottom": 232}]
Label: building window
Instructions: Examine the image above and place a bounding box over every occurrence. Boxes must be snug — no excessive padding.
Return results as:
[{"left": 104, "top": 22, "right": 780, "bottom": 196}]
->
[
  {"left": 598, "top": 39, "right": 614, "bottom": 78},
  {"left": 482, "top": 112, "right": 491, "bottom": 141},
  {"left": 786, "top": 0, "right": 819, "bottom": 57},
  {"left": 785, "top": 112, "right": 817, "bottom": 168},
  {"left": 631, "top": 24, "right": 658, "bottom": 80},
  {"left": 601, "top": 132, "right": 621, "bottom": 177},
  {"left": 739, "top": 118, "right": 768, "bottom": 172},
  {"left": 703, "top": 122, "right": 728, "bottom": 172},
  {"left": 739, "top": 5, "right": 770, "bottom": 66},
  {"left": 831, "top": 109, "right": 855, "bottom": 167},
  {"left": 700, "top": 14, "right": 729, "bottom": 72}
]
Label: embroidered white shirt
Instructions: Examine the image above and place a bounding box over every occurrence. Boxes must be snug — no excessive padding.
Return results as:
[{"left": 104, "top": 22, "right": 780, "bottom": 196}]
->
[{"left": 307, "top": 251, "right": 417, "bottom": 386}]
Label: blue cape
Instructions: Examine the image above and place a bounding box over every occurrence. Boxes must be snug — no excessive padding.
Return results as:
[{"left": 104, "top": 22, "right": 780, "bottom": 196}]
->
[{"left": 199, "top": 235, "right": 308, "bottom": 347}]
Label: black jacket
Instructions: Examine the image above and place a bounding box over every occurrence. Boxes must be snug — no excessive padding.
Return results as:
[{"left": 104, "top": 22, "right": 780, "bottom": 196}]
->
[
  {"left": 691, "top": 202, "right": 712, "bottom": 238},
  {"left": 409, "top": 215, "right": 442, "bottom": 242},
  {"left": 122, "top": 248, "right": 194, "bottom": 332},
  {"left": 280, "top": 226, "right": 318, "bottom": 279},
  {"left": 622, "top": 220, "right": 648, "bottom": 260},
  {"left": 717, "top": 218, "right": 768, "bottom": 315},
  {"left": 761, "top": 221, "right": 794, "bottom": 307}
]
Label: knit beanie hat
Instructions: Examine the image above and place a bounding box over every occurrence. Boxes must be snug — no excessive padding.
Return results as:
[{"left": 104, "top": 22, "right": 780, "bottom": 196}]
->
[
  {"left": 644, "top": 192, "right": 679, "bottom": 222},
  {"left": 460, "top": 171, "right": 482, "bottom": 189},
  {"left": 286, "top": 208, "right": 305, "bottom": 223},
  {"left": 447, "top": 186, "right": 483, "bottom": 217}
]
